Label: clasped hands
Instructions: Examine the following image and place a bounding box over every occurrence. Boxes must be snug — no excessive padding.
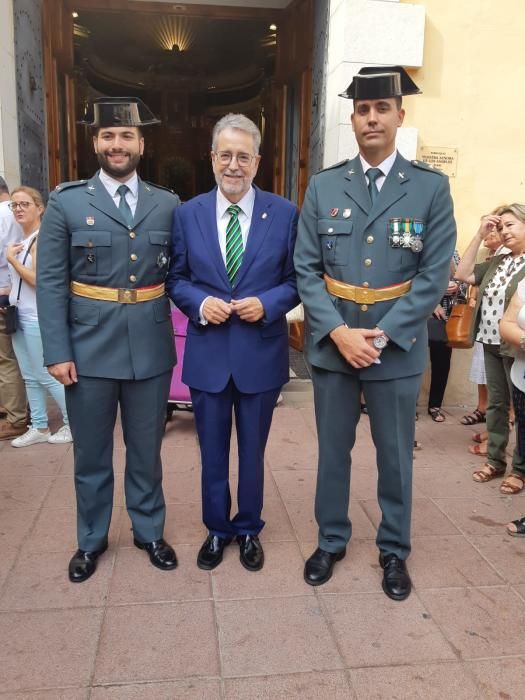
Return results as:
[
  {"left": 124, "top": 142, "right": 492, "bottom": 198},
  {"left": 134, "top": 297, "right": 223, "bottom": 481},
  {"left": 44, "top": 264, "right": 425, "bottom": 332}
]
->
[
  {"left": 203, "top": 296, "right": 264, "bottom": 324},
  {"left": 330, "top": 325, "right": 385, "bottom": 369}
]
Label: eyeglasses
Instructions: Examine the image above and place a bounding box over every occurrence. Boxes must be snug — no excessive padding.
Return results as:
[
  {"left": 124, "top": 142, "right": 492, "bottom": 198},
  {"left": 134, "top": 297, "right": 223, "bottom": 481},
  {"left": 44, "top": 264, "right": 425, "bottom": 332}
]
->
[
  {"left": 8, "top": 201, "right": 33, "bottom": 211},
  {"left": 213, "top": 151, "right": 257, "bottom": 167}
]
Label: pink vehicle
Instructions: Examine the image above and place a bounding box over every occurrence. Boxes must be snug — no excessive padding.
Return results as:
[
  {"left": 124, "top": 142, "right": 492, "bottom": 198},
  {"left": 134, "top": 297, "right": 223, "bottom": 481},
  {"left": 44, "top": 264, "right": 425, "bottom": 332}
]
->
[{"left": 167, "top": 306, "right": 192, "bottom": 419}]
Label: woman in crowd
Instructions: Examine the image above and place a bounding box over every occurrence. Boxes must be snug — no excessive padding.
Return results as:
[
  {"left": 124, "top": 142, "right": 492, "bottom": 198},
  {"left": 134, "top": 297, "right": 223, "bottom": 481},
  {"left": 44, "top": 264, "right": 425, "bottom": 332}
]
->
[
  {"left": 426, "top": 252, "right": 466, "bottom": 422},
  {"left": 500, "top": 281, "right": 525, "bottom": 533},
  {"left": 455, "top": 204, "right": 525, "bottom": 494},
  {"left": 5, "top": 186, "right": 71, "bottom": 447}
]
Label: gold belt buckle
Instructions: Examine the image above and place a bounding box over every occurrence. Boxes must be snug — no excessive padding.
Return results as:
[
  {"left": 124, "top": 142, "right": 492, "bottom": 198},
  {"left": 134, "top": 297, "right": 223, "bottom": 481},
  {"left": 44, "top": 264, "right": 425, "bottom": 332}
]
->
[
  {"left": 118, "top": 288, "right": 137, "bottom": 304},
  {"left": 354, "top": 287, "right": 375, "bottom": 305}
]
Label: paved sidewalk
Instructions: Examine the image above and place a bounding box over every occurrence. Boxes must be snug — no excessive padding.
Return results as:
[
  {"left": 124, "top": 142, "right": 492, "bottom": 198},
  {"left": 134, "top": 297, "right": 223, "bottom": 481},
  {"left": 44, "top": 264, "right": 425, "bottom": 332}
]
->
[{"left": 1, "top": 382, "right": 525, "bottom": 699}]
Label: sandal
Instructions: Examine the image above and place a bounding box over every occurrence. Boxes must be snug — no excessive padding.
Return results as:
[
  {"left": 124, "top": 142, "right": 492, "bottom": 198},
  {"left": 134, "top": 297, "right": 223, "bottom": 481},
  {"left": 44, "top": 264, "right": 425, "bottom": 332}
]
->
[
  {"left": 468, "top": 442, "right": 487, "bottom": 456},
  {"left": 500, "top": 473, "right": 525, "bottom": 495},
  {"left": 506, "top": 516, "right": 525, "bottom": 537},
  {"left": 460, "top": 409, "right": 486, "bottom": 426},
  {"left": 472, "top": 431, "right": 488, "bottom": 444},
  {"left": 428, "top": 407, "right": 445, "bottom": 422},
  {"left": 472, "top": 463, "right": 505, "bottom": 483}
]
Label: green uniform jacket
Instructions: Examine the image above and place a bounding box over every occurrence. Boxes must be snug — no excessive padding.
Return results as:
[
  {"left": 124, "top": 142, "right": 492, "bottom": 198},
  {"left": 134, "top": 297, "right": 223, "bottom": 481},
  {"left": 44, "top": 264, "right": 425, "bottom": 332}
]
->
[
  {"left": 36, "top": 173, "right": 180, "bottom": 380},
  {"left": 294, "top": 153, "right": 457, "bottom": 380}
]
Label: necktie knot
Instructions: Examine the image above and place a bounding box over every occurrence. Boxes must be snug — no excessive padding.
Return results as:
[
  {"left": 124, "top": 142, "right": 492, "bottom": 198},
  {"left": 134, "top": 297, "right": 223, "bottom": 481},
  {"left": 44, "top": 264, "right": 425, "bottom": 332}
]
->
[
  {"left": 117, "top": 184, "right": 129, "bottom": 197},
  {"left": 227, "top": 204, "right": 241, "bottom": 217},
  {"left": 367, "top": 168, "right": 382, "bottom": 184},
  {"left": 366, "top": 168, "right": 382, "bottom": 205}
]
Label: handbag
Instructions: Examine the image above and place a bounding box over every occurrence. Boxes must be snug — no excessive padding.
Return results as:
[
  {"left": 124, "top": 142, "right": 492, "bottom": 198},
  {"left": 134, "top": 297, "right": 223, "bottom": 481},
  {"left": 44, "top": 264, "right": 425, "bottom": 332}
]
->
[
  {"left": 4, "top": 234, "right": 37, "bottom": 335},
  {"left": 446, "top": 286, "right": 477, "bottom": 349},
  {"left": 427, "top": 316, "right": 448, "bottom": 343}
]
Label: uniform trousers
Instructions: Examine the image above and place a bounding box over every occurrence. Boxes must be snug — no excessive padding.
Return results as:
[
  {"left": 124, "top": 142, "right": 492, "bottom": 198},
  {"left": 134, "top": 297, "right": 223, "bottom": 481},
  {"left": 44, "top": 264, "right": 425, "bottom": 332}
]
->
[
  {"left": 191, "top": 379, "right": 281, "bottom": 539},
  {"left": 65, "top": 371, "right": 171, "bottom": 551},
  {"left": 312, "top": 366, "right": 422, "bottom": 560},
  {"left": 0, "top": 311, "right": 27, "bottom": 426}
]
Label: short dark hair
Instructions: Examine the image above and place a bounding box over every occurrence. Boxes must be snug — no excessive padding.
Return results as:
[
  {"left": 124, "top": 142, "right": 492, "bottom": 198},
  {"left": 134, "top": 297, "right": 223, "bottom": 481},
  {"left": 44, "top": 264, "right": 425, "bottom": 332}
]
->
[{"left": 0, "top": 176, "right": 9, "bottom": 195}]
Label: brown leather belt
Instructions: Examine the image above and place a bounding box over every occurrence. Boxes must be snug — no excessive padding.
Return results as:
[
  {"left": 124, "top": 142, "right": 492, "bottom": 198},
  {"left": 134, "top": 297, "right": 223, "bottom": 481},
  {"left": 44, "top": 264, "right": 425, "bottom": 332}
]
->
[
  {"left": 324, "top": 274, "right": 411, "bottom": 305},
  {"left": 70, "top": 281, "right": 165, "bottom": 304}
]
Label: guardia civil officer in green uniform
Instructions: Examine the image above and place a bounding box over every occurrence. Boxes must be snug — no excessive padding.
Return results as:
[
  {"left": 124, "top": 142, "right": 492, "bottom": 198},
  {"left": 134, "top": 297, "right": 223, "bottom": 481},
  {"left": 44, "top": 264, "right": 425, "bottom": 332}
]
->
[
  {"left": 37, "top": 97, "right": 180, "bottom": 582},
  {"left": 295, "top": 67, "right": 457, "bottom": 599}
]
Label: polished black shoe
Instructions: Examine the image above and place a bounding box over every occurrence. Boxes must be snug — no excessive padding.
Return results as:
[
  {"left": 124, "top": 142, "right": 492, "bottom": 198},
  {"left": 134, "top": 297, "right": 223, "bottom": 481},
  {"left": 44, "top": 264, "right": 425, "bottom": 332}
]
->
[
  {"left": 197, "top": 535, "right": 232, "bottom": 570},
  {"left": 304, "top": 547, "right": 346, "bottom": 586},
  {"left": 68, "top": 544, "right": 107, "bottom": 583},
  {"left": 379, "top": 553, "right": 411, "bottom": 601},
  {"left": 134, "top": 538, "right": 178, "bottom": 570},
  {"left": 237, "top": 534, "right": 264, "bottom": 571}
]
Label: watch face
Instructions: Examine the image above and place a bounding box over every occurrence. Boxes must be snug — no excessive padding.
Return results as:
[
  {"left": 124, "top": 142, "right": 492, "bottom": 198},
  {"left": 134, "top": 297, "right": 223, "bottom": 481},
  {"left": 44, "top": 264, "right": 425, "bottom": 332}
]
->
[{"left": 373, "top": 335, "right": 387, "bottom": 350}]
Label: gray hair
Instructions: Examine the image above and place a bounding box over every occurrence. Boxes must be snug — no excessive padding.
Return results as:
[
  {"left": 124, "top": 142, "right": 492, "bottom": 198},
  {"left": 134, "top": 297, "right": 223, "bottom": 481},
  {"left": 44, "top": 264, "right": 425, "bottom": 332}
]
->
[
  {"left": 499, "top": 203, "right": 525, "bottom": 225},
  {"left": 211, "top": 113, "right": 261, "bottom": 154}
]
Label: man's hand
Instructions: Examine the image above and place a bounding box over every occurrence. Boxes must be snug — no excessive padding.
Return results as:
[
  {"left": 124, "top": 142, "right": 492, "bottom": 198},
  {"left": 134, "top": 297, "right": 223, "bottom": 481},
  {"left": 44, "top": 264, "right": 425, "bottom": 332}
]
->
[
  {"left": 48, "top": 361, "right": 78, "bottom": 386},
  {"left": 329, "top": 325, "right": 383, "bottom": 368},
  {"left": 231, "top": 297, "right": 264, "bottom": 322},
  {"left": 202, "top": 297, "right": 232, "bottom": 324}
]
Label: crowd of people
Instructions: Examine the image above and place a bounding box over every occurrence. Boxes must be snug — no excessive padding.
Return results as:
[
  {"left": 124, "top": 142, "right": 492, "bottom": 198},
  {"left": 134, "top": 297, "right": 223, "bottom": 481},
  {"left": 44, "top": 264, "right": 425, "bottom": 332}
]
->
[{"left": 1, "top": 65, "right": 524, "bottom": 597}]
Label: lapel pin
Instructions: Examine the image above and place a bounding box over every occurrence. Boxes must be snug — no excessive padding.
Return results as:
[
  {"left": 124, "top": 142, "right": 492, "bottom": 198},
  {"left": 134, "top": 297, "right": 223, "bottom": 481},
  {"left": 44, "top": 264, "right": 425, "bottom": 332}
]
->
[
  {"left": 145, "top": 185, "right": 151, "bottom": 191},
  {"left": 88, "top": 185, "right": 95, "bottom": 191},
  {"left": 347, "top": 169, "right": 355, "bottom": 175},
  {"left": 86, "top": 216, "right": 95, "bottom": 226},
  {"left": 343, "top": 208, "right": 351, "bottom": 219},
  {"left": 330, "top": 208, "right": 338, "bottom": 217},
  {"left": 262, "top": 212, "right": 268, "bottom": 219},
  {"left": 398, "top": 172, "right": 405, "bottom": 179}
]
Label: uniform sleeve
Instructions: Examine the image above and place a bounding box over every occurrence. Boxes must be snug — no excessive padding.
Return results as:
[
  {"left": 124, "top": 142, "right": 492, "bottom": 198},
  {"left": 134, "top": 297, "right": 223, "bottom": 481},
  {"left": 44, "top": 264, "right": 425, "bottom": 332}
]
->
[{"left": 36, "top": 192, "right": 74, "bottom": 365}]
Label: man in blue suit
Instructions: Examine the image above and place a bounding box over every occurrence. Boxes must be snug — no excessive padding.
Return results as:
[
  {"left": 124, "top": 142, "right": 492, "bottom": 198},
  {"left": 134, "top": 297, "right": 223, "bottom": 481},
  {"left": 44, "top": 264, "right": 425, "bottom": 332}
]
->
[{"left": 167, "top": 113, "right": 299, "bottom": 571}]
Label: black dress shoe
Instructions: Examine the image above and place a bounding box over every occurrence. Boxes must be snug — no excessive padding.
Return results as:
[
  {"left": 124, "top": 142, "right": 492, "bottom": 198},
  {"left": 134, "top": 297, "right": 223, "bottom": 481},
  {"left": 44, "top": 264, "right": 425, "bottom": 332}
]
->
[
  {"left": 237, "top": 534, "right": 264, "bottom": 571},
  {"left": 304, "top": 547, "right": 346, "bottom": 586},
  {"left": 134, "top": 538, "right": 178, "bottom": 570},
  {"left": 68, "top": 544, "right": 107, "bottom": 583},
  {"left": 197, "top": 535, "right": 232, "bottom": 570},
  {"left": 379, "top": 553, "right": 411, "bottom": 601}
]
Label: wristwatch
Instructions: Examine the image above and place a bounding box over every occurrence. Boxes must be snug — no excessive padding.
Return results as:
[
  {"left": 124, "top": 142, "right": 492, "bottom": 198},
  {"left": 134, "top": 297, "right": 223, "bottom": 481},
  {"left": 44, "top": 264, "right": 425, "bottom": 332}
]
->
[{"left": 373, "top": 334, "right": 388, "bottom": 350}]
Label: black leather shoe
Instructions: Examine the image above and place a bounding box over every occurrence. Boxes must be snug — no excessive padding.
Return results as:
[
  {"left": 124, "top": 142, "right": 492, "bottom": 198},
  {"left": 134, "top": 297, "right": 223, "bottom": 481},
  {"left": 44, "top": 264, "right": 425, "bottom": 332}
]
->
[
  {"left": 237, "top": 535, "right": 264, "bottom": 571},
  {"left": 379, "top": 553, "right": 411, "bottom": 601},
  {"left": 304, "top": 547, "right": 346, "bottom": 586},
  {"left": 68, "top": 544, "right": 107, "bottom": 583},
  {"left": 134, "top": 538, "right": 178, "bottom": 570},
  {"left": 197, "top": 535, "right": 232, "bottom": 570}
]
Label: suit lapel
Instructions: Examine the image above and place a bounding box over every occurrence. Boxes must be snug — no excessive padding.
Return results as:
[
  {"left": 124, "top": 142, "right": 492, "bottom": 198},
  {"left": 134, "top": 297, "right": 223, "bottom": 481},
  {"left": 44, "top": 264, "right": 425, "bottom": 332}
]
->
[
  {"left": 343, "top": 156, "right": 370, "bottom": 216},
  {"left": 365, "top": 153, "right": 410, "bottom": 227},
  {"left": 195, "top": 189, "right": 230, "bottom": 288},
  {"left": 233, "top": 186, "right": 274, "bottom": 288},
  {"left": 84, "top": 173, "right": 125, "bottom": 227},
  {"left": 133, "top": 178, "right": 158, "bottom": 228}
]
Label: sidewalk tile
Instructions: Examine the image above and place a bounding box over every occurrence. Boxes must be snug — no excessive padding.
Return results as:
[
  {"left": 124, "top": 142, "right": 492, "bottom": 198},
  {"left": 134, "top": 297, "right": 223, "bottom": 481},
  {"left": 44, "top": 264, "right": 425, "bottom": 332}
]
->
[
  {"left": 0, "top": 508, "right": 39, "bottom": 551},
  {"left": 27, "top": 507, "right": 122, "bottom": 553},
  {"left": 466, "top": 657, "right": 525, "bottom": 697},
  {"left": 0, "top": 690, "right": 89, "bottom": 699},
  {"left": 470, "top": 534, "right": 525, "bottom": 584},
  {"left": 224, "top": 671, "right": 353, "bottom": 699},
  {"left": 0, "top": 475, "right": 55, "bottom": 511},
  {"left": 90, "top": 679, "right": 221, "bottom": 699},
  {"left": 216, "top": 596, "right": 344, "bottom": 677},
  {"left": 272, "top": 468, "right": 317, "bottom": 502},
  {"left": 93, "top": 601, "right": 218, "bottom": 683},
  {"left": 433, "top": 497, "right": 523, "bottom": 536}
]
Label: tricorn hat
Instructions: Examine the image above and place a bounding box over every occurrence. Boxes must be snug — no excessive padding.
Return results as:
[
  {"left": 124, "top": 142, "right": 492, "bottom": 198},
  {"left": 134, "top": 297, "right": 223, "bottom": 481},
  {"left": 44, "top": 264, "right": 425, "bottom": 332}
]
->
[
  {"left": 78, "top": 97, "right": 161, "bottom": 127},
  {"left": 339, "top": 66, "right": 421, "bottom": 100}
]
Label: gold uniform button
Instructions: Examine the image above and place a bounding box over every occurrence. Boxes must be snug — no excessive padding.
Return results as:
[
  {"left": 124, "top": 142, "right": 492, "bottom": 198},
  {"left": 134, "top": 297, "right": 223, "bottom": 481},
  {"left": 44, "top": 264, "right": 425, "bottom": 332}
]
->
[
  {"left": 129, "top": 231, "right": 136, "bottom": 239},
  {"left": 364, "top": 258, "right": 372, "bottom": 267},
  {"left": 366, "top": 235, "right": 374, "bottom": 244},
  {"left": 130, "top": 254, "right": 138, "bottom": 261},
  {"left": 362, "top": 281, "right": 369, "bottom": 288},
  {"left": 361, "top": 304, "right": 368, "bottom": 312},
  {"left": 129, "top": 275, "right": 137, "bottom": 283}
]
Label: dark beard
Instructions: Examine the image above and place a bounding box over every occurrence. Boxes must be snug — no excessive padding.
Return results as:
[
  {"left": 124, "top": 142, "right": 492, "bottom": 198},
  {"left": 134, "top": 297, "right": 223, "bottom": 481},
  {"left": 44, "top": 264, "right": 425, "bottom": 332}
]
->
[{"left": 97, "top": 151, "right": 141, "bottom": 179}]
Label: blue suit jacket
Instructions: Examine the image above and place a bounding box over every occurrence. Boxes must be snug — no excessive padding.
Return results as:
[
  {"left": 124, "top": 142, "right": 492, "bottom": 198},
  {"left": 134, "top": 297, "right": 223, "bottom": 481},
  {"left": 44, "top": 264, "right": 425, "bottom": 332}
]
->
[{"left": 166, "top": 186, "right": 299, "bottom": 394}]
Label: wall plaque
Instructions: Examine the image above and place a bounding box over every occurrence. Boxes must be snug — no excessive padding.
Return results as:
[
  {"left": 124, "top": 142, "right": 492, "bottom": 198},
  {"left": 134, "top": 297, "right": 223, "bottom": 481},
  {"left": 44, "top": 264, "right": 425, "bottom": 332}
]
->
[{"left": 419, "top": 146, "right": 458, "bottom": 178}]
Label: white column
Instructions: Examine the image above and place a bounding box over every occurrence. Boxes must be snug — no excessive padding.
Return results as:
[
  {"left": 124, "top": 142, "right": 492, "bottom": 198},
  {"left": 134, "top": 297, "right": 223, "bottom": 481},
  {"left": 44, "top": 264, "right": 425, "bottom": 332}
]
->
[
  {"left": 0, "top": 0, "right": 21, "bottom": 187},
  {"left": 324, "top": 0, "right": 425, "bottom": 166}
]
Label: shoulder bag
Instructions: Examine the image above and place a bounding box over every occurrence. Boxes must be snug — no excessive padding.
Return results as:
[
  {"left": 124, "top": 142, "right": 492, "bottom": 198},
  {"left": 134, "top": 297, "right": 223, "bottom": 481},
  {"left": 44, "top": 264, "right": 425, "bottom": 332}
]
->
[
  {"left": 4, "top": 235, "right": 37, "bottom": 335},
  {"left": 446, "top": 285, "right": 477, "bottom": 349}
]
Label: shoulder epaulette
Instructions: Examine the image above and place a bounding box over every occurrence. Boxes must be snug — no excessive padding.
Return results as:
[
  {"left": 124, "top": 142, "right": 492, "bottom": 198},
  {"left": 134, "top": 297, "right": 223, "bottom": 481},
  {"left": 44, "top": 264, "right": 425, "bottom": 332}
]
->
[
  {"left": 411, "top": 160, "right": 445, "bottom": 176},
  {"left": 143, "top": 181, "right": 177, "bottom": 195},
  {"left": 54, "top": 179, "right": 88, "bottom": 193},
  {"left": 318, "top": 159, "right": 350, "bottom": 174}
]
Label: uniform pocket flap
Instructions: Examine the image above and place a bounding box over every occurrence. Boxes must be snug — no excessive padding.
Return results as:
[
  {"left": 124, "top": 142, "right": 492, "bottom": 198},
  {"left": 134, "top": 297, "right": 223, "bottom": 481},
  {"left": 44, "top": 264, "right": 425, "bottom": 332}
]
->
[
  {"left": 153, "top": 296, "right": 171, "bottom": 322},
  {"left": 69, "top": 301, "right": 100, "bottom": 326},
  {"left": 71, "top": 230, "right": 112, "bottom": 247},
  {"left": 317, "top": 220, "right": 353, "bottom": 236},
  {"left": 149, "top": 231, "right": 170, "bottom": 246}
]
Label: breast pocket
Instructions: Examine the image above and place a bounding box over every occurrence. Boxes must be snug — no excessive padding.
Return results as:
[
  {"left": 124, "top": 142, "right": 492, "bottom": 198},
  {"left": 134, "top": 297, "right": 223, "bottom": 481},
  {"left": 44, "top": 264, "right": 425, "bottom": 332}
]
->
[
  {"left": 387, "top": 248, "right": 420, "bottom": 273},
  {"left": 149, "top": 231, "right": 170, "bottom": 271},
  {"left": 318, "top": 220, "right": 353, "bottom": 266},
  {"left": 71, "top": 230, "right": 112, "bottom": 276}
]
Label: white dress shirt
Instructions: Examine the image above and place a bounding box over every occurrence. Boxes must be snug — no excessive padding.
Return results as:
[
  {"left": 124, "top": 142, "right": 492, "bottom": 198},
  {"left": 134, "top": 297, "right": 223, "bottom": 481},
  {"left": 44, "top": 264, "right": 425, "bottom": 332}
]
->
[
  {"left": 98, "top": 169, "right": 139, "bottom": 217},
  {"left": 360, "top": 150, "right": 397, "bottom": 192},
  {"left": 0, "top": 200, "right": 23, "bottom": 290}
]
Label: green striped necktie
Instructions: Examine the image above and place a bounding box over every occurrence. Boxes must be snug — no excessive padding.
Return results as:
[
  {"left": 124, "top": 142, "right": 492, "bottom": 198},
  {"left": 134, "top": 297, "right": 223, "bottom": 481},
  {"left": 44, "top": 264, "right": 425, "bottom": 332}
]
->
[{"left": 226, "top": 204, "right": 243, "bottom": 284}]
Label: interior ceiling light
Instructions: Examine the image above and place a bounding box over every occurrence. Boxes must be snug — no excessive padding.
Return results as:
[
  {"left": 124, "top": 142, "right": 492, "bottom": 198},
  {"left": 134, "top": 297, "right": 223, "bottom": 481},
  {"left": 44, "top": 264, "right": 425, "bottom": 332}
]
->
[
  {"left": 151, "top": 16, "right": 196, "bottom": 52},
  {"left": 269, "top": 23, "right": 277, "bottom": 31},
  {"left": 72, "top": 11, "right": 79, "bottom": 18}
]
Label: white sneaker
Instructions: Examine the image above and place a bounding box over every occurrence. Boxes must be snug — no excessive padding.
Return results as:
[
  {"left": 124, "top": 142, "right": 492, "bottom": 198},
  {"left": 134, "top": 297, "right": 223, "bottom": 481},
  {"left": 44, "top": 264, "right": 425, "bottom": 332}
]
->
[
  {"left": 11, "top": 427, "right": 51, "bottom": 448},
  {"left": 48, "top": 425, "right": 73, "bottom": 444}
]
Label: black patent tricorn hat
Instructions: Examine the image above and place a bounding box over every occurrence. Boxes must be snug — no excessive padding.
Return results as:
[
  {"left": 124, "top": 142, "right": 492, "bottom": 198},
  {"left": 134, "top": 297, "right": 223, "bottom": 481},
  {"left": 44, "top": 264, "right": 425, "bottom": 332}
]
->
[
  {"left": 339, "top": 66, "right": 421, "bottom": 100},
  {"left": 78, "top": 97, "right": 161, "bottom": 127}
]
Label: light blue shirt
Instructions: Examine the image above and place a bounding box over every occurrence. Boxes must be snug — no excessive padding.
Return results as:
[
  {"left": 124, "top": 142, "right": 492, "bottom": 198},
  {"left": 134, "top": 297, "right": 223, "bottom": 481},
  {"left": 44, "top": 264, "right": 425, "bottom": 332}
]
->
[{"left": 98, "top": 169, "right": 139, "bottom": 217}]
